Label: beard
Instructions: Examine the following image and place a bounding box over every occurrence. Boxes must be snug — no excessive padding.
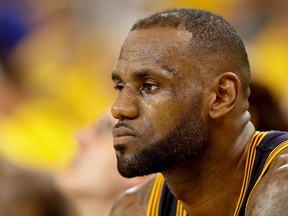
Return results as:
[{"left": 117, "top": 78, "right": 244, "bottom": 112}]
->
[{"left": 116, "top": 100, "right": 209, "bottom": 178}]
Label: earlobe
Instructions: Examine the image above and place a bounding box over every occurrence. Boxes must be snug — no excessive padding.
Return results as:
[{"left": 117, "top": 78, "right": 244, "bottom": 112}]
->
[{"left": 209, "top": 72, "right": 240, "bottom": 119}]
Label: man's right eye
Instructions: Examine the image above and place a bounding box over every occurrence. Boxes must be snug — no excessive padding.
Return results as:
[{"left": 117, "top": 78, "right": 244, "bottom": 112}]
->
[{"left": 113, "top": 84, "right": 124, "bottom": 92}]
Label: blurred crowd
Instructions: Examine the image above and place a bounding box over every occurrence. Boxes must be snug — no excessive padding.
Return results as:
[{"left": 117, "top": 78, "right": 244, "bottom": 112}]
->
[{"left": 0, "top": 0, "right": 288, "bottom": 215}]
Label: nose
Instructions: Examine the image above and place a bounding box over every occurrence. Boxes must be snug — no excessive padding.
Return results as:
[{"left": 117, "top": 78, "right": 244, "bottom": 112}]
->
[{"left": 111, "top": 87, "right": 139, "bottom": 120}]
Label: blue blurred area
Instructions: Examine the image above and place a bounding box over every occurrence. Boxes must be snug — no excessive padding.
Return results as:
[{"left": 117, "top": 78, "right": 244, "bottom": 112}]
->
[{"left": 0, "top": 1, "right": 31, "bottom": 59}]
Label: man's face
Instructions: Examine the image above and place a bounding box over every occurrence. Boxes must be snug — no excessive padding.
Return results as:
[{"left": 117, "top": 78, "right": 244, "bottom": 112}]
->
[{"left": 111, "top": 28, "right": 209, "bottom": 178}]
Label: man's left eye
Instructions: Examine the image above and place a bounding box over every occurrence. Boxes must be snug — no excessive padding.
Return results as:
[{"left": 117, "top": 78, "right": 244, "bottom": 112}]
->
[{"left": 141, "top": 83, "right": 159, "bottom": 93}]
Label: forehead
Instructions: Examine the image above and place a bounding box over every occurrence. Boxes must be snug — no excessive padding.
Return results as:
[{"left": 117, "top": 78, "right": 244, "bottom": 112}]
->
[
  {"left": 123, "top": 28, "right": 192, "bottom": 50},
  {"left": 115, "top": 28, "right": 193, "bottom": 74}
]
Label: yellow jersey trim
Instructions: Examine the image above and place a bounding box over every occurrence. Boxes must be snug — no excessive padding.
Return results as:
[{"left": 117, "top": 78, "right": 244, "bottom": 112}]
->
[
  {"left": 146, "top": 173, "right": 165, "bottom": 216},
  {"left": 232, "top": 131, "right": 267, "bottom": 216}
]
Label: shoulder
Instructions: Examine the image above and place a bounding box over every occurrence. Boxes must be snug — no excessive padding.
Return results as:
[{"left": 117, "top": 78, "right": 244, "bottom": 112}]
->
[
  {"left": 110, "top": 174, "right": 157, "bottom": 216},
  {"left": 246, "top": 145, "right": 288, "bottom": 216}
]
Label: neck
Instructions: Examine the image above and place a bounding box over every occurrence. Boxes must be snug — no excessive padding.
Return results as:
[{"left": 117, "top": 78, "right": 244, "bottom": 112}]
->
[{"left": 162, "top": 121, "right": 255, "bottom": 216}]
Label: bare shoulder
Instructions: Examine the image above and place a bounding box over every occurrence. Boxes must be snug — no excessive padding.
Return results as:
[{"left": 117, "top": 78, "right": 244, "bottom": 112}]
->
[
  {"left": 246, "top": 148, "right": 288, "bottom": 216},
  {"left": 110, "top": 175, "right": 157, "bottom": 216}
]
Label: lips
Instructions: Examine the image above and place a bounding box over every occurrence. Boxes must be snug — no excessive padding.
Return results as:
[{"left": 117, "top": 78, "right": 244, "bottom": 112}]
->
[{"left": 113, "top": 126, "right": 137, "bottom": 145}]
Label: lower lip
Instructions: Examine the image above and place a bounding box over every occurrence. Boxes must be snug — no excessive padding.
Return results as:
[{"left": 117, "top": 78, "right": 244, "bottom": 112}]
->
[{"left": 113, "top": 135, "right": 135, "bottom": 145}]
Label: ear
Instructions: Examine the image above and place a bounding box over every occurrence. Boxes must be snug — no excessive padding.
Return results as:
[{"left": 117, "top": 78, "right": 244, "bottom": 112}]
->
[{"left": 208, "top": 72, "right": 241, "bottom": 119}]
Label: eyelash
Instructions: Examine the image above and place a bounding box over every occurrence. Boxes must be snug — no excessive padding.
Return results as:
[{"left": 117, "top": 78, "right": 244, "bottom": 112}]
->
[
  {"left": 114, "top": 84, "right": 124, "bottom": 92},
  {"left": 140, "top": 83, "right": 159, "bottom": 93},
  {"left": 113, "top": 82, "right": 159, "bottom": 93}
]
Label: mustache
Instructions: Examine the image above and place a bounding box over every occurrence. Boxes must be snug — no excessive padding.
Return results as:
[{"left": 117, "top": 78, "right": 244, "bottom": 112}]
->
[{"left": 114, "top": 121, "right": 134, "bottom": 130}]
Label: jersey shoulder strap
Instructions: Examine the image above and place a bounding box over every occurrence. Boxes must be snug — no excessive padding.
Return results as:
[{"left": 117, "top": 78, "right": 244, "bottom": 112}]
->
[
  {"left": 146, "top": 173, "right": 187, "bottom": 216},
  {"left": 238, "top": 130, "right": 288, "bottom": 215}
]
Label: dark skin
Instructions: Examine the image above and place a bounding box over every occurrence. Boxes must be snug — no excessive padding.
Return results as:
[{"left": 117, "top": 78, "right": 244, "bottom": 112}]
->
[{"left": 110, "top": 28, "right": 288, "bottom": 216}]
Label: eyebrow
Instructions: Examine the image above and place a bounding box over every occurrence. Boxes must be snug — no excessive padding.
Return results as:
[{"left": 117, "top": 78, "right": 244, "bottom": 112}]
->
[
  {"left": 112, "top": 67, "right": 174, "bottom": 81},
  {"left": 134, "top": 69, "right": 154, "bottom": 78}
]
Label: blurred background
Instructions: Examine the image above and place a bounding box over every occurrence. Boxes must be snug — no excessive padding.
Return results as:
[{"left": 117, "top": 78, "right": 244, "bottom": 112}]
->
[{"left": 0, "top": 0, "right": 288, "bottom": 173}]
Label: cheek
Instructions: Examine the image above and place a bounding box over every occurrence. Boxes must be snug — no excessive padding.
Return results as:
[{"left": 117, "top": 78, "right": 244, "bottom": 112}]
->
[
  {"left": 144, "top": 90, "right": 176, "bottom": 114},
  {"left": 140, "top": 96, "right": 186, "bottom": 140}
]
